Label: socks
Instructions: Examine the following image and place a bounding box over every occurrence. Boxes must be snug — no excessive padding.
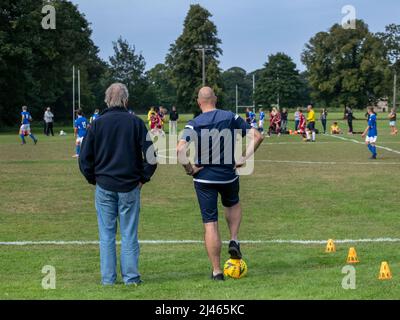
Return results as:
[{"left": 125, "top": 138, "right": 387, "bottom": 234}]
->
[
  {"left": 368, "top": 144, "right": 377, "bottom": 156},
  {"left": 20, "top": 134, "right": 26, "bottom": 144},
  {"left": 76, "top": 145, "right": 81, "bottom": 156},
  {"left": 312, "top": 132, "right": 316, "bottom": 141},
  {"left": 306, "top": 131, "right": 310, "bottom": 140},
  {"left": 371, "top": 145, "right": 377, "bottom": 156},
  {"left": 29, "top": 134, "right": 36, "bottom": 142}
]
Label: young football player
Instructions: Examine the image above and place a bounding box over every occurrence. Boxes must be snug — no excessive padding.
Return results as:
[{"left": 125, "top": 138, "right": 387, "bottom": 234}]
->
[
  {"left": 258, "top": 108, "right": 265, "bottom": 133},
  {"left": 306, "top": 104, "right": 316, "bottom": 142},
  {"left": 362, "top": 107, "right": 378, "bottom": 160},
  {"left": 249, "top": 109, "right": 257, "bottom": 129},
  {"left": 19, "top": 106, "right": 38, "bottom": 145},
  {"left": 298, "top": 109, "right": 307, "bottom": 140},
  {"left": 90, "top": 109, "right": 100, "bottom": 125},
  {"left": 73, "top": 109, "right": 88, "bottom": 158}
]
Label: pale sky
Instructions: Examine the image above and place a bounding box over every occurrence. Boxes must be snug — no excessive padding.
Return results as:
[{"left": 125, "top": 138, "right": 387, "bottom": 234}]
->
[{"left": 71, "top": 0, "right": 400, "bottom": 72}]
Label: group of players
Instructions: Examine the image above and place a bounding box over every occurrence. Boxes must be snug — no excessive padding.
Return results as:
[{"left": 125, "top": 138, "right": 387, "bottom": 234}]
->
[
  {"left": 246, "top": 105, "right": 317, "bottom": 142},
  {"left": 17, "top": 102, "right": 396, "bottom": 160}
]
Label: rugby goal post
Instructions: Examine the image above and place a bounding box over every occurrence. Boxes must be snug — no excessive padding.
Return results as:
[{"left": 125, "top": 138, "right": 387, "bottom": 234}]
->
[{"left": 235, "top": 75, "right": 256, "bottom": 115}]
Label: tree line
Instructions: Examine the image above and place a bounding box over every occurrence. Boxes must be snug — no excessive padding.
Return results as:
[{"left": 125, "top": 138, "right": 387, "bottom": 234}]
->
[{"left": 1, "top": 2, "right": 399, "bottom": 125}]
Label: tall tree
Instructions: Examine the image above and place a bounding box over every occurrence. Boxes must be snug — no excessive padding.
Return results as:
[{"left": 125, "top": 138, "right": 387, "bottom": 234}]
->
[
  {"left": 255, "top": 53, "right": 304, "bottom": 108},
  {"left": 0, "top": 0, "right": 108, "bottom": 125},
  {"left": 221, "top": 67, "right": 253, "bottom": 110},
  {"left": 377, "top": 24, "right": 400, "bottom": 108},
  {"left": 146, "top": 63, "right": 176, "bottom": 107},
  {"left": 302, "top": 20, "right": 391, "bottom": 109},
  {"left": 109, "top": 37, "right": 147, "bottom": 110},
  {"left": 166, "top": 4, "right": 223, "bottom": 113}
]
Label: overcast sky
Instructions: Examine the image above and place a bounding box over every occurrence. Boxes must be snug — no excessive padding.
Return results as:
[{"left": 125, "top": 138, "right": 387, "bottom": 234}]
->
[{"left": 70, "top": 0, "right": 400, "bottom": 72}]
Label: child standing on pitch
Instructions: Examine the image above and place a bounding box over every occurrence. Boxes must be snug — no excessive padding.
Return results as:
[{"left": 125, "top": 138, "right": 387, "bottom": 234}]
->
[
  {"left": 306, "top": 104, "right": 316, "bottom": 142},
  {"left": 73, "top": 109, "right": 88, "bottom": 158},
  {"left": 258, "top": 108, "right": 265, "bottom": 133},
  {"left": 389, "top": 108, "right": 398, "bottom": 135},
  {"left": 298, "top": 109, "right": 306, "bottom": 140},
  {"left": 362, "top": 107, "right": 378, "bottom": 160},
  {"left": 19, "top": 106, "right": 38, "bottom": 145}
]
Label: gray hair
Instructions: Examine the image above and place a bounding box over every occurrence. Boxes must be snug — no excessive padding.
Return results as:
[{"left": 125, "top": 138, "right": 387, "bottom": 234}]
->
[{"left": 104, "top": 83, "right": 129, "bottom": 107}]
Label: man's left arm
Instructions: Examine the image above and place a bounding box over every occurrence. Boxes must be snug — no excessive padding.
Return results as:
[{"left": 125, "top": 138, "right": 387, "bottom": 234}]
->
[{"left": 79, "top": 127, "right": 96, "bottom": 185}]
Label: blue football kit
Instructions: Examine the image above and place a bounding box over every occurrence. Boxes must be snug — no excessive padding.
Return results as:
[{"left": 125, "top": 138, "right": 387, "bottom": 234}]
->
[
  {"left": 366, "top": 113, "right": 378, "bottom": 158},
  {"left": 19, "top": 111, "right": 37, "bottom": 144},
  {"left": 75, "top": 116, "right": 88, "bottom": 138}
]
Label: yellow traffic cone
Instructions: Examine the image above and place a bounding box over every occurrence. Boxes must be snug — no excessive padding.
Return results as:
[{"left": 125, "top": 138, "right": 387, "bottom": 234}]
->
[
  {"left": 325, "top": 239, "right": 336, "bottom": 253},
  {"left": 378, "top": 262, "right": 392, "bottom": 280},
  {"left": 346, "top": 247, "right": 359, "bottom": 264}
]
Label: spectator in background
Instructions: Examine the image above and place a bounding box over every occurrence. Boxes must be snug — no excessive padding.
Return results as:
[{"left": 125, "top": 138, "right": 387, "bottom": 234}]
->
[
  {"left": 245, "top": 107, "right": 251, "bottom": 125},
  {"left": 43, "top": 107, "right": 54, "bottom": 136},
  {"left": 389, "top": 108, "right": 398, "bottom": 135},
  {"left": 280, "top": 108, "right": 288, "bottom": 134},
  {"left": 320, "top": 108, "right": 328, "bottom": 134},
  {"left": 345, "top": 106, "right": 354, "bottom": 135},
  {"left": 169, "top": 106, "right": 179, "bottom": 135},
  {"left": 294, "top": 108, "right": 300, "bottom": 131}
]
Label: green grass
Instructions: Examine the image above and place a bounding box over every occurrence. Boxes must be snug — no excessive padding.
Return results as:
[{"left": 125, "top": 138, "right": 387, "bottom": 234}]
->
[{"left": 0, "top": 112, "right": 399, "bottom": 299}]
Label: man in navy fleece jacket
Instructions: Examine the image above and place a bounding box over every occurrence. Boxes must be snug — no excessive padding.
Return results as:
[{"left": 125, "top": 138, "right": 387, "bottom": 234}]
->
[{"left": 79, "top": 83, "right": 157, "bottom": 286}]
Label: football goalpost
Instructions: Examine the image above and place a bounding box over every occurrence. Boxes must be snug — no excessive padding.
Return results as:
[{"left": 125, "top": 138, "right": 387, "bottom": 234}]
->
[{"left": 72, "top": 65, "right": 81, "bottom": 128}]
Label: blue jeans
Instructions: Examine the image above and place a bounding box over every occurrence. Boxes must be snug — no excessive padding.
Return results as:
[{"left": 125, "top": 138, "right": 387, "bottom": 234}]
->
[{"left": 95, "top": 185, "right": 141, "bottom": 285}]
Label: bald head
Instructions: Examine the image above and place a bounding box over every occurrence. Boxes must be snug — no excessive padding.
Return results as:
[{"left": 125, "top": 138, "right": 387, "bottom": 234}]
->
[{"left": 197, "top": 87, "right": 217, "bottom": 111}]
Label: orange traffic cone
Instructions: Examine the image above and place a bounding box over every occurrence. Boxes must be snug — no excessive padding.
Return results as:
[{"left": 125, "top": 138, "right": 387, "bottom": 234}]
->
[
  {"left": 347, "top": 247, "right": 359, "bottom": 264},
  {"left": 325, "top": 239, "right": 336, "bottom": 253},
  {"left": 378, "top": 262, "right": 392, "bottom": 280}
]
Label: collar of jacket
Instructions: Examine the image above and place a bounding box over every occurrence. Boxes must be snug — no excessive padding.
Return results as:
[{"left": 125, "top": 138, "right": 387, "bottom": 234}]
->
[{"left": 100, "top": 107, "right": 128, "bottom": 116}]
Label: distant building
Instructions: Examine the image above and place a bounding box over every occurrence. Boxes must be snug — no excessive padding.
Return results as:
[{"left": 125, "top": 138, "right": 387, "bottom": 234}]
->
[{"left": 367, "top": 99, "right": 389, "bottom": 113}]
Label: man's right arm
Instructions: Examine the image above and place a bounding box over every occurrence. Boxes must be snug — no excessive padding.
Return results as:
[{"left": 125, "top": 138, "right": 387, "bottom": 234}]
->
[{"left": 139, "top": 121, "right": 157, "bottom": 184}]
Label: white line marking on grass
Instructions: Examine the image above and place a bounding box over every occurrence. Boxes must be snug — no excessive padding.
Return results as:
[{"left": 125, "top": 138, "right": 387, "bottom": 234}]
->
[
  {"left": 255, "top": 159, "right": 400, "bottom": 165},
  {"left": 328, "top": 134, "right": 400, "bottom": 155},
  {"left": 1, "top": 238, "right": 400, "bottom": 246}
]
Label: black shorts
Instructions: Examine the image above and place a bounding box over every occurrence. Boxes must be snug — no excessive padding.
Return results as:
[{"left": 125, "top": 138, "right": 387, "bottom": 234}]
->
[
  {"left": 194, "top": 178, "right": 240, "bottom": 223},
  {"left": 307, "top": 122, "right": 315, "bottom": 131}
]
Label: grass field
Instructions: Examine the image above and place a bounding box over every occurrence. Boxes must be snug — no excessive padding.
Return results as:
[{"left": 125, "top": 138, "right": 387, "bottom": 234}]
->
[{"left": 1, "top": 112, "right": 400, "bottom": 300}]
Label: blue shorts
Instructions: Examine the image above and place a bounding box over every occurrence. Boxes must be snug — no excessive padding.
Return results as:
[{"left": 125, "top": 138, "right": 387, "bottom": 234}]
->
[{"left": 194, "top": 178, "right": 240, "bottom": 223}]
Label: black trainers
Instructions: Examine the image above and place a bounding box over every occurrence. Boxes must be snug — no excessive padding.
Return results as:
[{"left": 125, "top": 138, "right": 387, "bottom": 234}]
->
[
  {"left": 211, "top": 273, "right": 225, "bottom": 281},
  {"left": 228, "top": 240, "right": 242, "bottom": 259},
  {"left": 370, "top": 155, "right": 377, "bottom": 160}
]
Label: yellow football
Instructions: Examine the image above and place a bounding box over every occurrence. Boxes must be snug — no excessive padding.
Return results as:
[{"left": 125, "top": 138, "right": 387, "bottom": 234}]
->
[{"left": 223, "top": 258, "right": 248, "bottom": 279}]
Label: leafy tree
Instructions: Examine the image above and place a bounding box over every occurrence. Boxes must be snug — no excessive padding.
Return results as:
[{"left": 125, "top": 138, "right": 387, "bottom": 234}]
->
[
  {"left": 377, "top": 24, "right": 400, "bottom": 107},
  {"left": 146, "top": 63, "right": 176, "bottom": 108},
  {"left": 166, "top": 4, "right": 223, "bottom": 113},
  {"left": 302, "top": 20, "right": 391, "bottom": 109},
  {"left": 255, "top": 53, "right": 304, "bottom": 108},
  {"left": 221, "top": 67, "right": 253, "bottom": 110},
  {"left": 109, "top": 37, "right": 148, "bottom": 110},
  {"left": 0, "top": 0, "right": 108, "bottom": 125}
]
